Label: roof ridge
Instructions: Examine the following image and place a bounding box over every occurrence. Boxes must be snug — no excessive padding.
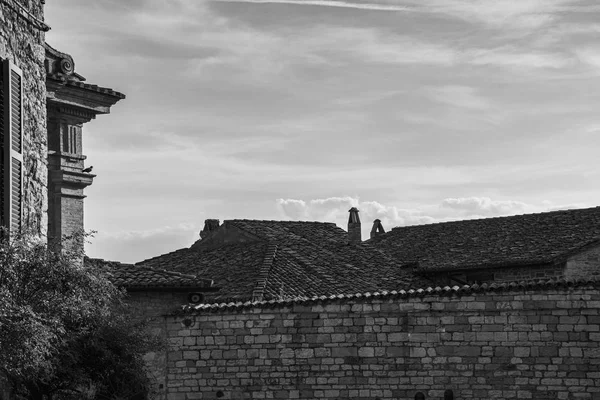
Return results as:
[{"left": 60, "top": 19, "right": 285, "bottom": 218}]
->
[
  {"left": 85, "top": 256, "right": 134, "bottom": 267},
  {"left": 251, "top": 242, "right": 279, "bottom": 302},
  {"left": 227, "top": 219, "right": 338, "bottom": 226},
  {"left": 185, "top": 277, "right": 600, "bottom": 312},
  {"left": 135, "top": 248, "right": 189, "bottom": 265},
  {"left": 387, "top": 205, "right": 600, "bottom": 233},
  {"left": 135, "top": 264, "right": 200, "bottom": 280}
]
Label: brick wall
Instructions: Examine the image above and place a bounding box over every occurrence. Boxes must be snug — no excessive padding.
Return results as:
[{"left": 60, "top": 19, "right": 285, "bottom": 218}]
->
[
  {"left": 565, "top": 245, "right": 600, "bottom": 281},
  {"left": 162, "top": 284, "right": 600, "bottom": 400},
  {"left": 0, "top": 1, "right": 48, "bottom": 237}
]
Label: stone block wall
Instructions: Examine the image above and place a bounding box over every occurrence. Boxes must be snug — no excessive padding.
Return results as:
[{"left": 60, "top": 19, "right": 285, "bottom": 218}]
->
[
  {"left": 163, "top": 283, "right": 600, "bottom": 400},
  {"left": 493, "top": 264, "right": 565, "bottom": 282},
  {"left": 0, "top": 0, "right": 48, "bottom": 236}
]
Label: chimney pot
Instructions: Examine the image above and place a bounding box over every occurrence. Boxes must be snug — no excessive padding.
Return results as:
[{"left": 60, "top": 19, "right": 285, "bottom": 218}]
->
[
  {"left": 200, "top": 219, "right": 220, "bottom": 239},
  {"left": 370, "top": 219, "right": 385, "bottom": 239},
  {"left": 348, "top": 208, "right": 361, "bottom": 244}
]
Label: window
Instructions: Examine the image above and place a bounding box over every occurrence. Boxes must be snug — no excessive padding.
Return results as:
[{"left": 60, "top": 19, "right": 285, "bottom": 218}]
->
[{"left": 0, "top": 59, "right": 24, "bottom": 233}]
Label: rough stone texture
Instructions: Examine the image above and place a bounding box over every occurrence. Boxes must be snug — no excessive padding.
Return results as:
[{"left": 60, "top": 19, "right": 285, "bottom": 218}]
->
[
  {"left": 163, "top": 286, "right": 600, "bottom": 400},
  {"left": 493, "top": 264, "right": 565, "bottom": 282},
  {"left": 127, "top": 291, "right": 191, "bottom": 400},
  {"left": 565, "top": 245, "right": 600, "bottom": 281},
  {"left": 0, "top": 1, "right": 47, "bottom": 237},
  {"left": 428, "top": 264, "right": 565, "bottom": 287}
]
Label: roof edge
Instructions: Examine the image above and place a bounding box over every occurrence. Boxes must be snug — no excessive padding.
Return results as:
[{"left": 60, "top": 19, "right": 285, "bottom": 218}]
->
[{"left": 179, "top": 277, "right": 600, "bottom": 313}]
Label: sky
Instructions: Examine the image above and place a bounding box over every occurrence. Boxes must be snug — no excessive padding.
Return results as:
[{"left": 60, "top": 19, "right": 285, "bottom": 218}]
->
[{"left": 44, "top": 0, "right": 600, "bottom": 263}]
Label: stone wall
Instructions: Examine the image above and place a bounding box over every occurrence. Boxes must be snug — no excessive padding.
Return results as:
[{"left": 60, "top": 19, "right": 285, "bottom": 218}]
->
[
  {"left": 430, "top": 265, "right": 565, "bottom": 287},
  {"left": 493, "top": 264, "right": 565, "bottom": 282},
  {"left": 0, "top": 0, "right": 47, "bottom": 236},
  {"left": 565, "top": 245, "right": 600, "bottom": 281},
  {"left": 127, "top": 291, "right": 191, "bottom": 400},
  {"left": 163, "top": 283, "right": 600, "bottom": 400}
]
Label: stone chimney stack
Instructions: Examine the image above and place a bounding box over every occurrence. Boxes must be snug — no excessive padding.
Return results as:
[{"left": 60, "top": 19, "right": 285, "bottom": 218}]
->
[
  {"left": 200, "top": 219, "right": 220, "bottom": 239},
  {"left": 348, "top": 207, "right": 361, "bottom": 244},
  {"left": 370, "top": 219, "right": 385, "bottom": 239}
]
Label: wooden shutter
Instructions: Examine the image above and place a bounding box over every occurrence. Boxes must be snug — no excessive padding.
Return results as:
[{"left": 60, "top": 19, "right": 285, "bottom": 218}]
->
[{"left": 0, "top": 60, "right": 23, "bottom": 233}]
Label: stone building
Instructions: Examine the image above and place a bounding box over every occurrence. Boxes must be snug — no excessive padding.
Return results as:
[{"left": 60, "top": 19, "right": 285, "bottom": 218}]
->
[
  {"left": 0, "top": 0, "right": 123, "bottom": 248},
  {"left": 137, "top": 215, "right": 428, "bottom": 304},
  {"left": 125, "top": 207, "right": 600, "bottom": 400},
  {"left": 165, "top": 278, "right": 600, "bottom": 400},
  {"left": 368, "top": 206, "right": 600, "bottom": 287},
  {"left": 0, "top": 0, "right": 49, "bottom": 237}
]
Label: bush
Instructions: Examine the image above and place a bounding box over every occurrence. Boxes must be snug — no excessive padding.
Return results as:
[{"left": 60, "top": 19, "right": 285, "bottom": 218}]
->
[{"left": 0, "top": 230, "right": 163, "bottom": 400}]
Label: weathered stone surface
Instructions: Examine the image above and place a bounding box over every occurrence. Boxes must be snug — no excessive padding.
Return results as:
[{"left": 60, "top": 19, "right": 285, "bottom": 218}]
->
[
  {"left": 158, "top": 286, "right": 600, "bottom": 399},
  {"left": 0, "top": 1, "right": 48, "bottom": 237}
]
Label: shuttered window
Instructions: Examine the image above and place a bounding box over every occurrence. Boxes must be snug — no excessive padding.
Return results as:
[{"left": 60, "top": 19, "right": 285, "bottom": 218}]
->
[{"left": 0, "top": 60, "right": 24, "bottom": 233}]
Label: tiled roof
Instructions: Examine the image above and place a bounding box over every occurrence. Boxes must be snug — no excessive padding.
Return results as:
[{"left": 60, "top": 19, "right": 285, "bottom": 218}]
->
[
  {"left": 226, "top": 220, "right": 348, "bottom": 244},
  {"left": 137, "top": 220, "right": 429, "bottom": 303},
  {"left": 369, "top": 206, "right": 600, "bottom": 272},
  {"left": 85, "top": 257, "right": 213, "bottom": 290},
  {"left": 183, "top": 277, "right": 600, "bottom": 313}
]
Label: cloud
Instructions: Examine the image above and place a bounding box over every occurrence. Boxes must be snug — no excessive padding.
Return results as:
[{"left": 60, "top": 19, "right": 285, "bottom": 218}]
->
[
  {"left": 277, "top": 196, "right": 585, "bottom": 239},
  {"left": 210, "top": 0, "right": 410, "bottom": 11},
  {"left": 277, "top": 197, "right": 359, "bottom": 221},
  {"left": 426, "top": 85, "right": 491, "bottom": 110},
  {"left": 467, "top": 47, "right": 571, "bottom": 69},
  {"left": 277, "top": 197, "right": 436, "bottom": 238},
  {"left": 575, "top": 47, "right": 600, "bottom": 69},
  {"left": 87, "top": 223, "right": 200, "bottom": 264},
  {"left": 440, "top": 197, "right": 530, "bottom": 216},
  {"left": 407, "top": 0, "right": 585, "bottom": 30}
]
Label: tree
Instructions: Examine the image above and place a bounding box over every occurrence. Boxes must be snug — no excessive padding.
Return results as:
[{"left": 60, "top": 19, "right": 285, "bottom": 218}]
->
[{"left": 0, "top": 231, "right": 163, "bottom": 399}]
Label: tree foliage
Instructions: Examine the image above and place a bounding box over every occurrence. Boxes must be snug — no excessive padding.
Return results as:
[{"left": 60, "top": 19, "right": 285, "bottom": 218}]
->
[{"left": 0, "top": 231, "right": 163, "bottom": 399}]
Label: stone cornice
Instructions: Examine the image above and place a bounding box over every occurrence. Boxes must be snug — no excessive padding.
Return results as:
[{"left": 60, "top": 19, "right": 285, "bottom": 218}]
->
[
  {"left": 48, "top": 169, "right": 95, "bottom": 191},
  {"left": 45, "top": 42, "right": 125, "bottom": 119},
  {"left": 47, "top": 101, "right": 98, "bottom": 124}
]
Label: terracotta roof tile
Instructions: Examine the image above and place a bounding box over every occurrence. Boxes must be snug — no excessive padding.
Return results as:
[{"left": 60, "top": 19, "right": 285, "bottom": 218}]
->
[
  {"left": 369, "top": 206, "right": 600, "bottom": 272},
  {"left": 183, "top": 277, "right": 600, "bottom": 313},
  {"left": 84, "top": 257, "right": 213, "bottom": 290},
  {"left": 137, "top": 220, "right": 429, "bottom": 303}
]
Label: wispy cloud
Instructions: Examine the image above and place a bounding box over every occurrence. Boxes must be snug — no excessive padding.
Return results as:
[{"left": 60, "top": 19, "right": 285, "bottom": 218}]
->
[
  {"left": 406, "top": 0, "right": 588, "bottom": 30},
  {"left": 427, "top": 85, "right": 491, "bottom": 110},
  {"left": 277, "top": 196, "right": 587, "bottom": 239},
  {"left": 576, "top": 47, "right": 600, "bottom": 70},
  {"left": 467, "top": 47, "right": 571, "bottom": 69},
  {"left": 210, "top": 0, "right": 410, "bottom": 11}
]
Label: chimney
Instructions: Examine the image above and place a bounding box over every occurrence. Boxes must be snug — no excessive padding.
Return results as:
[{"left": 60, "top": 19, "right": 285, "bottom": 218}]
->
[
  {"left": 348, "top": 207, "right": 361, "bottom": 244},
  {"left": 370, "top": 219, "right": 385, "bottom": 239},
  {"left": 200, "top": 219, "right": 220, "bottom": 239}
]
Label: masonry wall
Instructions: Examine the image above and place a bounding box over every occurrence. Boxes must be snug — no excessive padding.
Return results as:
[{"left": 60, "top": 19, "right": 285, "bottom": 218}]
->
[
  {"left": 127, "top": 291, "right": 191, "bottom": 400},
  {"left": 0, "top": 1, "right": 48, "bottom": 236},
  {"left": 428, "top": 265, "right": 565, "bottom": 288},
  {"left": 493, "top": 264, "right": 565, "bottom": 282},
  {"left": 565, "top": 245, "right": 600, "bottom": 281},
  {"left": 163, "top": 285, "right": 600, "bottom": 400}
]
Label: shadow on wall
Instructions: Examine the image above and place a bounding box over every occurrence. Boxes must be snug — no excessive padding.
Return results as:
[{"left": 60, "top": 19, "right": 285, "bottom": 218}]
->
[{"left": 415, "top": 390, "right": 454, "bottom": 399}]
